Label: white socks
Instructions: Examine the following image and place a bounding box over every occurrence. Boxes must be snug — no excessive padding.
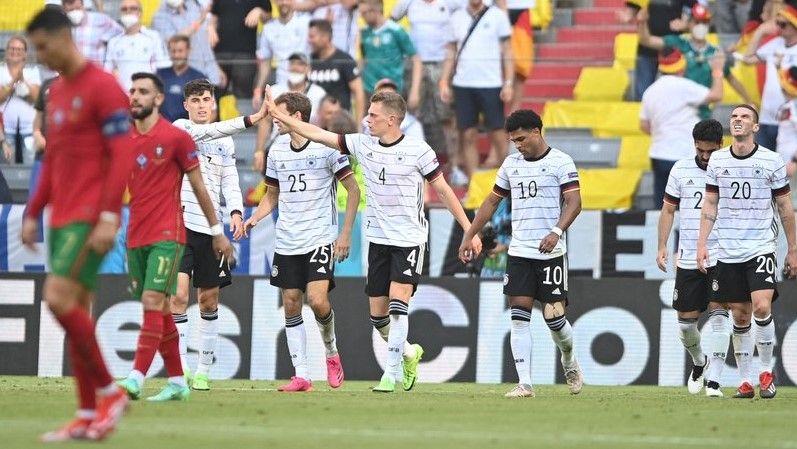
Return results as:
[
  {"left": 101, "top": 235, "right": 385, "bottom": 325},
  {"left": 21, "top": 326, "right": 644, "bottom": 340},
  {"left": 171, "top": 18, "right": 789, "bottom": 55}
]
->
[
  {"left": 546, "top": 314, "right": 576, "bottom": 368},
  {"left": 706, "top": 309, "right": 730, "bottom": 384},
  {"left": 678, "top": 317, "right": 705, "bottom": 366},
  {"left": 754, "top": 314, "right": 775, "bottom": 372},
  {"left": 196, "top": 309, "right": 218, "bottom": 377},
  {"left": 285, "top": 314, "right": 308, "bottom": 379},
  {"left": 315, "top": 310, "right": 338, "bottom": 358},
  {"left": 371, "top": 312, "right": 416, "bottom": 360},
  {"left": 510, "top": 306, "right": 532, "bottom": 386},
  {"left": 172, "top": 313, "right": 189, "bottom": 372},
  {"left": 386, "top": 300, "right": 409, "bottom": 382},
  {"left": 732, "top": 322, "right": 754, "bottom": 385}
]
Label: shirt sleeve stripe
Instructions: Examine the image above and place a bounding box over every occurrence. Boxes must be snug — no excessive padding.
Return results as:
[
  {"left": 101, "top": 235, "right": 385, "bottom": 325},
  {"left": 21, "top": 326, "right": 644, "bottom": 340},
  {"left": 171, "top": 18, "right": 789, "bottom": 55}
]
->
[
  {"left": 705, "top": 184, "right": 719, "bottom": 193},
  {"left": 663, "top": 192, "right": 680, "bottom": 205},
  {"left": 335, "top": 166, "right": 354, "bottom": 180},
  {"left": 264, "top": 175, "right": 279, "bottom": 187},
  {"left": 560, "top": 180, "right": 580, "bottom": 192},
  {"left": 493, "top": 184, "right": 510, "bottom": 197},
  {"left": 773, "top": 184, "right": 791, "bottom": 197},
  {"left": 424, "top": 167, "right": 442, "bottom": 182},
  {"left": 338, "top": 134, "right": 350, "bottom": 155}
]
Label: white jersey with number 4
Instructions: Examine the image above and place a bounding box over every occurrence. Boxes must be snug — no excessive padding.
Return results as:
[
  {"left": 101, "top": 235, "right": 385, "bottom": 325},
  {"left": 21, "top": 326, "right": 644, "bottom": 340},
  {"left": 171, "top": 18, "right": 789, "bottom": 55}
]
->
[
  {"left": 338, "top": 133, "right": 442, "bottom": 247},
  {"left": 663, "top": 157, "right": 719, "bottom": 269},
  {"left": 493, "top": 148, "right": 580, "bottom": 260},
  {"left": 706, "top": 145, "right": 790, "bottom": 263},
  {"left": 265, "top": 138, "right": 353, "bottom": 255}
]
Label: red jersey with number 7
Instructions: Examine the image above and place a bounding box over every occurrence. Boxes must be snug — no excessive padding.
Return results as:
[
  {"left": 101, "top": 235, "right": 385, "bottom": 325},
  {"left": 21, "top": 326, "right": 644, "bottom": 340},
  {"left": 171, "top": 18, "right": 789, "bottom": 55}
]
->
[
  {"left": 127, "top": 117, "right": 200, "bottom": 248},
  {"left": 25, "top": 63, "right": 134, "bottom": 227}
]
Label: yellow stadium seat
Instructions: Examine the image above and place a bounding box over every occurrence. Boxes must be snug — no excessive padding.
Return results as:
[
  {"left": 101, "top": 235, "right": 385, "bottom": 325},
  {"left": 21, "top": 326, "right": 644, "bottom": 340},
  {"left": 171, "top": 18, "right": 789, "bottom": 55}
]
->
[
  {"left": 464, "top": 169, "right": 499, "bottom": 210},
  {"left": 614, "top": 33, "right": 638, "bottom": 71},
  {"left": 0, "top": 2, "right": 42, "bottom": 32},
  {"left": 142, "top": 0, "right": 161, "bottom": 27},
  {"left": 579, "top": 168, "right": 643, "bottom": 210},
  {"left": 542, "top": 100, "right": 644, "bottom": 137},
  {"left": 531, "top": 0, "right": 553, "bottom": 30},
  {"left": 618, "top": 135, "right": 651, "bottom": 170},
  {"left": 573, "top": 66, "right": 629, "bottom": 102},
  {"left": 218, "top": 94, "right": 240, "bottom": 121}
]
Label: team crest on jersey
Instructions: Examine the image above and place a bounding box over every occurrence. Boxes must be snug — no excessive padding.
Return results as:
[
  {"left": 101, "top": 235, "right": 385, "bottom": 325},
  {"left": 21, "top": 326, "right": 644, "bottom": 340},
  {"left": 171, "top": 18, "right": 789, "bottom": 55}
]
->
[
  {"left": 155, "top": 145, "right": 164, "bottom": 158},
  {"left": 272, "top": 264, "right": 279, "bottom": 277},
  {"left": 712, "top": 279, "right": 719, "bottom": 291},
  {"left": 307, "top": 157, "right": 316, "bottom": 167},
  {"left": 72, "top": 96, "right": 83, "bottom": 110},
  {"left": 136, "top": 153, "right": 148, "bottom": 168},
  {"left": 52, "top": 109, "right": 65, "bottom": 126},
  {"left": 396, "top": 152, "right": 405, "bottom": 162}
]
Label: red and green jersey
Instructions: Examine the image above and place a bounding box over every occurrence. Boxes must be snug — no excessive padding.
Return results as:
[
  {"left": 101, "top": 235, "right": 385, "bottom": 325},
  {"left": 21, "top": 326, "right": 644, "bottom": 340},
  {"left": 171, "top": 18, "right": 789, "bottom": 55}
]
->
[
  {"left": 127, "top": 117, "right": 200, "bottom": 248},
  {"left": 25, "top": 63, "right": 134, "bottom": 226}
]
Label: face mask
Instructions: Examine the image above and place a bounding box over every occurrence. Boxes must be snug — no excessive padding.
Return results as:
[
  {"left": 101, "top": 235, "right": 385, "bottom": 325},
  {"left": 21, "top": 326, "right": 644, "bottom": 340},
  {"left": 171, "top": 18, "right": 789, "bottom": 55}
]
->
[
  {"left": 288, "top": 72, "right": 306, "bottom": 85},
  {"left": 166, "top": 0, "right": 184, "bottom": 8},
  {"left": 692, "top": 23, "right": 708, "bottom": 40},
  {"left": 120, "top": 14, "right": 139, "bottom": 29},
  {"left": 67, "top": 9, "right": 85, "bottom": 26}
]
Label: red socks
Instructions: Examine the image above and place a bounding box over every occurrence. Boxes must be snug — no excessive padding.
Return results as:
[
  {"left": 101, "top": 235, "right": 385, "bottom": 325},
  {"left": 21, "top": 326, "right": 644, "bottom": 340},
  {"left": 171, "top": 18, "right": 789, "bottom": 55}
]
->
[
  {"left": 57, "top": 307, "right": 113, "bottom": 388},
  {"left": 67, "top": 338, "right": 96, "bottom": 411},
  {"left": 159, "top": 312, "right": 184, "bottom": 377},
  {"left": 132, "top": 310, "right": 164, "bottom": 375}
]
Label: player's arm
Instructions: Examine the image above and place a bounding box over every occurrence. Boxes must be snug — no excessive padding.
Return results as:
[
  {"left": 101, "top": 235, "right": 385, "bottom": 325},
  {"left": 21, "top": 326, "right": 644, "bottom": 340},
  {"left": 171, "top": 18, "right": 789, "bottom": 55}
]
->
[
  {"left": 336, "top": 172, "right": 360, "bottom": 261},
  {"left": 265, "top": 86, "right": 341, "bottom": 150},
  {"left": 657, "top": 201, "right": 677, "bottom": 272},
  {"left": 178, "top": 99, "right": 268, "bottom": 142},
  {"left": 21, "top": 149, "right": 54, "bottom": 248},
  {"left": 186, "top": 166, "right": 234, "bottom": 261},
  {"left": 774, "top": 186, "right": 797, "bottom": 278},
  {"left": 429, "top": 174, "right": 482, "bottom": 260},
  {"left": 539, "top": 187, "right": 581, "bottom": 254},
  {"left": 459, "top": 190, "right": 501, "bottom": 263},
  {"left": 696, "top": 189, "right": 718, "bottom": 273}
]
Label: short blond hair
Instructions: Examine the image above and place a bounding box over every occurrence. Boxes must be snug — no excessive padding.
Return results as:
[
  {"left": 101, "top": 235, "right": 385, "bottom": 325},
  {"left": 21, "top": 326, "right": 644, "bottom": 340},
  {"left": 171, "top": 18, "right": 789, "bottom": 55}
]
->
[{"left": 370, "top": 91, "right": 406, "bottom": 122}]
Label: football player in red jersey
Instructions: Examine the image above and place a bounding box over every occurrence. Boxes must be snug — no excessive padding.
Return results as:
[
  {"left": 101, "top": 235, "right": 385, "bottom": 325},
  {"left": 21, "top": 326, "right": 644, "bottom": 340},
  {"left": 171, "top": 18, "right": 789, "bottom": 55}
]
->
[
  {"left": 22, "top": 8, "right": 132, "bottom": 442},
  {"left": 116, "top": 72, "right": 235, "bottom": 402}
]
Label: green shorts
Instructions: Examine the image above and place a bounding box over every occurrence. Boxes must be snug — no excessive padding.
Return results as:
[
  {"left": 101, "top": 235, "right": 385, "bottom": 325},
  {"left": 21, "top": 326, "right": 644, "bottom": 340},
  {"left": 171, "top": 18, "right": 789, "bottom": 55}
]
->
[
  {"left": 49, "top": 222, "right": 105, "bottom": 291},
  {"left": 127, "top": 241, "right": 185, "bottom": 299}
]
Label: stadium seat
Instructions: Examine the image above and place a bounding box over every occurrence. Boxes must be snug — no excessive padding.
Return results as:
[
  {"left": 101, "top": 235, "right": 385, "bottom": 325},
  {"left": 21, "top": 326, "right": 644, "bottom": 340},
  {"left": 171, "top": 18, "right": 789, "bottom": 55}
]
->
[
  {"left": 0, "top": 3, "right": 39, "bottom": 32},
  {"left": 546, "top": 136, "right": 621, "bottom": 168},
  {"left": 542, "top": 100, "right": 643, "bottom": 137},
  {"left": 618, "top": 135, "right": 651, "bottom": 170},
  {"left": 633, "top": 170, "right": 655, "bottom": 210},
  {"left": 463, "top": 169, "right": 499, "bottom": 209},
  {"left": 580, "top": 168, "right": 642, "bottom": 210},
  {"left": 573, "top": 66, "right": 629, "bottom": 102},
  {"left": 613, "top": 33, "right": 638, "bottom": 71}
]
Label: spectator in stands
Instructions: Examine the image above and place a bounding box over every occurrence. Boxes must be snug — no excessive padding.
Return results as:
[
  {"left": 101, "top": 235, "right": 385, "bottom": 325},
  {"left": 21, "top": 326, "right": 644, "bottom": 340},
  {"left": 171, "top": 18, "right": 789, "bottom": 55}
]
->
[
  {"left": 0, "top": 36, "right": 41, "bottom": 166},
  {"left": 0, "top": 115, "right": 13, "bottom": 164},
  {"left": 254, "top": 0, "right": 311, "bottom": 108},
  {"left": 776, "top": 66, "right": 797, "bottom": 173},
  {"left": 637, "top": 4, "right": 754, "bottom": 120},
  {"left": 741, "top": 1, "right": 797, "bottom": 151},
  {"left": 209, "top": 0, "right": 271, "bottom": 100},
  {"left": 49, "top": 0, "right": 103, "bottom": 11},
  {"left": 254, "top": 53, "right": 327, "bottom": 170},
  {"left": 105, "top": 0, "right": 170, "bottom": 91},
  {"left": 391, "top": 0, "right": 458, "bottom": 162},
  {"left": 360, "top": 78, "right": 424, "bottom": 139},
  {"left": 297, "top": 0, "right": 360, "bottom": 58},
  {"left": 618, "top": 0, "right": 695, "bottom": 100},
  {"left": 713, "top": 0, "right": 752, "bottom": 34},
  {"left": 317, "top": 95, "right": 342, "bottom": 130},
  {"left": 31, "top": 74, "right": 58, "bottom": 197},
  {"left": 62, "top": 0, "right": 123, "bottom": 66},
  {"left": 640, "top": 48, "right": 725, "bottom": 208},
  {"left": 440, "top": 0, "right": 513, "bottom": 181},
  {"left": 157, "top": 35, "right": 208, "bottom": 122},
  {"left": 307, "top": 19, "right": 365, "bottom": 120},
  {"left": 359, "top": 0, "right": 422, "bottom": 107},
  {"left": 152, "top": 0, "right": 225, "bottom": 88}
]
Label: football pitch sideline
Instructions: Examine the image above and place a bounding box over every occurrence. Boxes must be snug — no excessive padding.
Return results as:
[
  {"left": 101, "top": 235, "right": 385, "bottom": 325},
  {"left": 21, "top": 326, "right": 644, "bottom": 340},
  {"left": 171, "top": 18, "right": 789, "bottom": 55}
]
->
[{"left": 1, "top": 376, "right": 795, "bottom": 449}]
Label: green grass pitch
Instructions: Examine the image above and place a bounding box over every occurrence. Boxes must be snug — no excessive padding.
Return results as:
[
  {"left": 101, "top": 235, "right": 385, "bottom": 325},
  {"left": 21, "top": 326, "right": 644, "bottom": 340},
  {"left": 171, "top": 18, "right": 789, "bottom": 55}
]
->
[{"left": 1, "top": 376, "right": 796, "bottom": 449}]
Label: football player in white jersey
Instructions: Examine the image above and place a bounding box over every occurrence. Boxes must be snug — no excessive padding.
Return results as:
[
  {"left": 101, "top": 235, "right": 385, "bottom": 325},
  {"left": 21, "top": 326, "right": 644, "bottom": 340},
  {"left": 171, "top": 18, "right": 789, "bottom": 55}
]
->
[
  {"left": 657, "top": 119, "right": 727, "bottom": 395},
  {"left": 459, "top": 109, "right": 584, "bottom": 398},
  {"left": 170, "top": 79, "right": 270, "bottom": 391},
  {"left": 264, "top": 86, "right": 481, "bottom": 393},
  {"left": 238, "top": 92, "right": 360, "bottom": 391},
  {"left": 697, "top": 104, "right": 797, "bottom": 399}
]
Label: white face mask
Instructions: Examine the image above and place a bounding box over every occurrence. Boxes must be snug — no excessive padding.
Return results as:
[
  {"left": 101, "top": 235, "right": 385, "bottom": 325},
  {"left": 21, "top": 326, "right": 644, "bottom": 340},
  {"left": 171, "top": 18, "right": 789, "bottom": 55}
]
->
[
  {"left": 692, "top": 23, "right": 708, "bottom": 40},
  {"left": 120, "top": 14, "right": 139, "bottom": 29},
  {"left": 288, "top": 72, "right": 306, "bottom": 85},
  {"left": 166, "top": 0, "right": 184, "bottom": 8},
  {"left": 67, "top": 9, "right": 85, "bottom": 26}
]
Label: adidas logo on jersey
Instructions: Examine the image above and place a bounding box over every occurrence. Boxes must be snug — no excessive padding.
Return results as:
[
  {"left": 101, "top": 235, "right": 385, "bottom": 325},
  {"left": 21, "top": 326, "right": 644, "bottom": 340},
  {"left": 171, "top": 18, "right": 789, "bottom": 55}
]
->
[
  {"left": 280, "top": 163, "right": 286, "bottom": 169},
  {"left": 512, "top": 170, "right": 519, "bottom": 175},
  {"left": 552, "top": 288, "right": 561, "bottom": 295},
  {"left": 317, "top": 266, "right": 327, "bottom": 274},
  {"left": 722, "top": 169, "right": 730, "bottom": 175},
  {"left": 686, "top": 179, "right": 694, "bottom": 185},
  {"left": 403, "top": 269, "right": 413, "bottom": 276}
]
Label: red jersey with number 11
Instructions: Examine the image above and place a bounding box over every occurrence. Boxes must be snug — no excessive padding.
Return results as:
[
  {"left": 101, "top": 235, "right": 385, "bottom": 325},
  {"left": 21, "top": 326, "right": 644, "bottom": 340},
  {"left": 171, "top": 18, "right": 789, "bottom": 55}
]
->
[{"left": 127, "top": 117, "right": 200, "bottom": 248}]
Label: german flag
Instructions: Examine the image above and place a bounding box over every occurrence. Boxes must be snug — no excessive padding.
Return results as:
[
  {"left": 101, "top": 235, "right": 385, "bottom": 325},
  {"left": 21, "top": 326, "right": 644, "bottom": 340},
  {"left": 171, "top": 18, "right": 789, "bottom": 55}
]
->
[{"left": 511, "top": 9, "right": 534, "bottom": 79}]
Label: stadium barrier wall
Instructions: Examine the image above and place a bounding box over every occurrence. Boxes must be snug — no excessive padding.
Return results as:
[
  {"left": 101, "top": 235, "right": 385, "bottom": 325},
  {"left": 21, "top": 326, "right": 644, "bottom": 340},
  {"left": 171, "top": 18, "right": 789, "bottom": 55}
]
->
[
  {"left": 2, "top": 205, "right": 794, "bottom": 280},
  {"left": 2, "top": 273, "right": 796, "bottom": 387}
]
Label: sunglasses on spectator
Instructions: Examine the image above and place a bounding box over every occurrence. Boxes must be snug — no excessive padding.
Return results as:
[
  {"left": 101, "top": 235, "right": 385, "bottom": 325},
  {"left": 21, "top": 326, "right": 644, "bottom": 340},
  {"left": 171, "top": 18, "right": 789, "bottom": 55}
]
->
[{"left": 120, "top": 6, "right": 140, "bottom": 12}]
